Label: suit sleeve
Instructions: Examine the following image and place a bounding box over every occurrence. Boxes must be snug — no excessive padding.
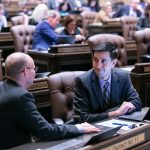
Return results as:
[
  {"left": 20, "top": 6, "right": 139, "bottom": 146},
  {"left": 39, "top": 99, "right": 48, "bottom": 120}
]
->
[
  {"left": 40, "top": 22, "right": 58, "bottom": 43},
  {"left": 14, "top": 93, "right": 81, "bottom": 141},
  {"left": 123, "top": 72, "right": 142, "bottom": 111},
  {"left": 73, "top": 77, "right": 108, "bottom": 123}
]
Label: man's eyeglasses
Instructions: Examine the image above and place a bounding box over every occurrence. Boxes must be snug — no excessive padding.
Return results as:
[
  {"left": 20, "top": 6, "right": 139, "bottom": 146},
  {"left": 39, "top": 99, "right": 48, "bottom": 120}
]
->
[{"left": 21, "top": 66, "right": 38, "bottom": 73}]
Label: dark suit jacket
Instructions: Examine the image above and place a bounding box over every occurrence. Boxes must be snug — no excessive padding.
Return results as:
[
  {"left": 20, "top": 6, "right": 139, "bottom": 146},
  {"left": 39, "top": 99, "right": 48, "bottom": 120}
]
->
[
  {"left": 113, "top": 5, "right": 142, "bottom": 18},
  {"left": 0, "top": 79, "right": 80, "bottom": 149},
  {"left": 73, "top": 68, "right": 142, "bottom": 123}
]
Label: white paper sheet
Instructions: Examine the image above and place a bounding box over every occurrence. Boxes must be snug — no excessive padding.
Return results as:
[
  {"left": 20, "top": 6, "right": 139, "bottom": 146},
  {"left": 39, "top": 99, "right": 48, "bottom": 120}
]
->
[{"left": 96, "top": 119, "right": 138, "bottom": 130}]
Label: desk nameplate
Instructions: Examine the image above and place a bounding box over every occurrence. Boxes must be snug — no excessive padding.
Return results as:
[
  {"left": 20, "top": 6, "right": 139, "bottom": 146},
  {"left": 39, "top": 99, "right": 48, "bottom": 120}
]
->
[
  {"left": 28, "top": 80, "right": 48, "bottom": 91},
  {"left": 102, "top": 133, "right": 145, "bottom": 150},
  {"left": 50, "top": 44, "right": 90, "bottom": 53}
]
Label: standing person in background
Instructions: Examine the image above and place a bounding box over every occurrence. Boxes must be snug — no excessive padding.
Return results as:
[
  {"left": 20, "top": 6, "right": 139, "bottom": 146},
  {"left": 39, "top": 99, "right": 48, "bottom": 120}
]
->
[{"left": 0, "top": 52, "right": 100, "bottom": 149}]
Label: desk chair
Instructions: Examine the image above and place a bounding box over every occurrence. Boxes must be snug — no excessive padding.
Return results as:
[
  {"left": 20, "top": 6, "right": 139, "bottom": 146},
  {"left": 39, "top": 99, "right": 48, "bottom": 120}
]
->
[
  {"left": 10, "top": 25, "right": 35, "bottom": 52},
  {"left": 47, "top": 71, "right": 85, "bottom": 123},
  {"left": 87, "top": 34, "right": 127, "bottom": 66},
  {"left": 81, "top": 11, "right": 97, "bottom": 36},
  {"left": 11, "top": 15, "right": 28, "bottom": 26},
  {"left": 133, "top": 29, "right": 150, "bottom": 63},
  {"left": 120, "top": 16, "right": 138, "bottom": 41}
]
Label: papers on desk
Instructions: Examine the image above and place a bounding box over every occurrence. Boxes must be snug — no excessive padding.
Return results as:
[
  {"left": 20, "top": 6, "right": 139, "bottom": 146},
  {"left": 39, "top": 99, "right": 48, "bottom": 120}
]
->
[{"left": 96, "top": 119, "right": 138, "bottom": 131}]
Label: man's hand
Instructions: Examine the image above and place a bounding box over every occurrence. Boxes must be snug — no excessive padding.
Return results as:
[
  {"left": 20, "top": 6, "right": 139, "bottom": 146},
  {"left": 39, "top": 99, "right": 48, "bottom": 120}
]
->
[
  {"left": 108, "top": 102, "right": 135, "bottom": 118},
  {"left": 75, "top": 122, "right": 100, "bottom": 133}
]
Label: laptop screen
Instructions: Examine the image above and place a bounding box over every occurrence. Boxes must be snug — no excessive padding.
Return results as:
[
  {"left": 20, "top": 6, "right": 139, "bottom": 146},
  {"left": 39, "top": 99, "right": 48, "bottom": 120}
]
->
[{"left": 57, "top": 35, "right": 75, "bottom": 45}]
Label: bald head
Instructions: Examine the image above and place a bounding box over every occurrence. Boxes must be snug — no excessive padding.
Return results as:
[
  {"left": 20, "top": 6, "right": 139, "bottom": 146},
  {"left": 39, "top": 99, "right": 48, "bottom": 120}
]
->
[{"left": 5, "top": 52, "right": 34, "bottom": 79}]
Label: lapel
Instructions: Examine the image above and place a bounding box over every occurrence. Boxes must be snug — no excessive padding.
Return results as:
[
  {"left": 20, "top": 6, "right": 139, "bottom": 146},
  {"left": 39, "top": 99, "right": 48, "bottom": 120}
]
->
[
  {"left": 91, "top": 71, "right": 104, "bottom": 108},
  {"left": 111, "top": 69, "right": 120, "bottom": 101}
]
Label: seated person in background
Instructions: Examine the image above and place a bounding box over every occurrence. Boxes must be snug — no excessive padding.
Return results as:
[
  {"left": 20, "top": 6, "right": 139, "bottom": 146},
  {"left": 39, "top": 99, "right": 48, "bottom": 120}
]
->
[
  {"left": 0, "top": 3, "right": 7, "bottom": 31},
  {"left": 73, "top": 41, "right": 142, "bottom": 123},
  {"left": 93, "top": 1, "right": 118, "bottom": 24},
  {"left": 59, "top": 15, "right": 85, "bottom": 43},
  {"left": 28, "top": 3, "right": 49, "bottom": 25},
  {"left": 139, "top": 4, "right": 150, "bottom": 29},
  {"left": 0, "top": 52, "right": 100, "bottom": 149},
  {"left": 58, "top": 1, "right": 71, "bottom": 17},
  {"left": 32, "top": 10, "right": 63, "bottom": 51},
  {"left": 112, "top": 0, "right": 142, "bottom": 18}
]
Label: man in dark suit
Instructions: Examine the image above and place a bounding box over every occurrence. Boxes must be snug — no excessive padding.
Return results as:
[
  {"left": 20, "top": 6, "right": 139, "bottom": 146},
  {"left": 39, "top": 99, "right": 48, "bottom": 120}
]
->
[
  {"left": 73, "top": 41, "right": 142, "bottom": 123},
  {"left": 0, "top": 52, "right": 99, "bottom": 149},
  {"left": 113, "top": 0, "right": 142, "bottom": 18}
]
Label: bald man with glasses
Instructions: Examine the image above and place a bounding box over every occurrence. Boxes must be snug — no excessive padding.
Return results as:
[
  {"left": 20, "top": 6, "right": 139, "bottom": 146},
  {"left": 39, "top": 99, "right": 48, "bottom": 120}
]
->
[
  {"left": 73, "top": 41, "right": 142, "bottom": 123},
  {"left": 0, "top": 52, "right": 100, "bottom": 149}
]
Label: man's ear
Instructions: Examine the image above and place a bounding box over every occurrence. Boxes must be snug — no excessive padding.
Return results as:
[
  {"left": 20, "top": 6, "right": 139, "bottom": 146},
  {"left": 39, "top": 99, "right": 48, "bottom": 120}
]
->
[{"left": 112, "top": 59, "right": 117, "bottom": 67}]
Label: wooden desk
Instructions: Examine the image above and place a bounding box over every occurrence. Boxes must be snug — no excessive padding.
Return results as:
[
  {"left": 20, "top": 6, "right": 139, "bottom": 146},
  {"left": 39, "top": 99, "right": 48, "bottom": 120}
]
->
[
  {"left": 130, "top": 63, "right": 150, "bottom": 107},
  {"left": 0, "top": 32, "right": 15, "bottom": 60},
  {"left": 125, "top": 40, "right": 137, "bottom": 64},
  {"left": 28, "top": 77, "right": 50, "bottom": 109},
  {"left": 9, "top": 120, "right": 150, "bottom": 150},
  {"left": 28, "top": 45, "right": 92, "bottom": 74},
  {"left": 81, "top": 123, "right": 150, "bottom": 150},
  {"left": 28, "top": 77, "right": 51, "bottom": 121},
  {"left": 87, "top": 23, "right": 122, "bottom": 36}
]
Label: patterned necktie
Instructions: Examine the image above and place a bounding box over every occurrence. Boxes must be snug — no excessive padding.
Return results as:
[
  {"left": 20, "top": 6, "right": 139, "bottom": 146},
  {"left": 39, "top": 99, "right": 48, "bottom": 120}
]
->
[{"left": 103, "top": 81, "right": 110, "bottom": 105}]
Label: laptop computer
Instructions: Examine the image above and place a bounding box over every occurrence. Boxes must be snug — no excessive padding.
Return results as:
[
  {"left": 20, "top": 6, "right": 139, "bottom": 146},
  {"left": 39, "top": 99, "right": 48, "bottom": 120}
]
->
[
  {"left": 118, "top": 107, "right": 150, "bottom": 122},
  {"left": 45, "top": 125, "right": 121, "bottom": 150},
  {"left": 57, "top": 35, "right": 75, "bottom": 45}
]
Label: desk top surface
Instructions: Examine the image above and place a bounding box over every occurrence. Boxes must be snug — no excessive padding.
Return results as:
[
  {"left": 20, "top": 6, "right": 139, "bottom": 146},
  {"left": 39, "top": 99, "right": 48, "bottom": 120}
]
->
[{"left": 9, "top": 119, "right": 150, "bottom": 150}]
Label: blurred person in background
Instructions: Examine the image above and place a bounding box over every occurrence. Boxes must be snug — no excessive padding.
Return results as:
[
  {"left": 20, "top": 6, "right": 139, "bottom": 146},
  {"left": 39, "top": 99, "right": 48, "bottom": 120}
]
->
[
  {"left": 59, "top": 15, "right": 85, "bottom": 43},
  {"left": 58, "top": 1, "right": 71, "bottom": 17},
  {"left": 0, "top": 4, "right": 7, "bottom": 31},
  {"left": 94, "top": 1, "right": 116, "bottom": 24},
  {"left": 28, "top": 3, "right": 48, "bottom": 25},
  {"left": 112, "top": 0, "right": 142, "bottom": 18}
]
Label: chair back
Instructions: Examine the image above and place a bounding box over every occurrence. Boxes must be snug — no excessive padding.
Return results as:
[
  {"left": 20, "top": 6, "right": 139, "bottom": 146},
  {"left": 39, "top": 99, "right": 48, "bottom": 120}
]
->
[
  {"left": 133, "top": 29, "right": 150, "bottom": 62},
  {"left": 47, "top": 71, "right": 85, "bottom": 122},
  {"left": 10, "top": 25, "right": 35, "bottom": 52},
  {"left": 120, "top": 16, "right": 138, "bottom": 41},
  {"left": 87, "top": 34, "right": 127, "bottom": 66}
]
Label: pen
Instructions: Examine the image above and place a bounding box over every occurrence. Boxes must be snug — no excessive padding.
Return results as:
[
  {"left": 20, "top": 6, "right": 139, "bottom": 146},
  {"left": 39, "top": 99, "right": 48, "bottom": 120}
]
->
[
  {"left": 112, "top": 123, "right": 128, "bottom": 126},
  {"left": 112, "top": 123, "right": 137, "bottom": 129}
]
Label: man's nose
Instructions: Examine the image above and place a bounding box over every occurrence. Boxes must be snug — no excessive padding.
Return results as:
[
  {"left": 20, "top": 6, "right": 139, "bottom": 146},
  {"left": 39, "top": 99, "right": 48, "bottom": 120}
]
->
[{"left": 96, "top": 61, "right": 103, "bottom": 68}]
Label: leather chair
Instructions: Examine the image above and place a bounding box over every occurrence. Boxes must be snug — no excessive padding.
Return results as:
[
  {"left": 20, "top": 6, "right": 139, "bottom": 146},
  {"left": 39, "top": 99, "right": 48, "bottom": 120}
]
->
[
  {"left": 87, "top": 34, "right": 127, "bottom": 66},
  {"left": 81, "top": 11, "right": 97, "bottom": 36},
  {"left": 47, "top": 71, "right": 85, "bottom": 123},
  {"left": 10, "top": 25, "right": 35, "bottom": 52},
  {"left": 120, "top": 16, "right": 138, "bottom": 41},
  {"left": 133, "top": 29, "right": 150, "bottom": 63},
  {"left": 11, "top": 16, "right": 27, "bottom": 26}
]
